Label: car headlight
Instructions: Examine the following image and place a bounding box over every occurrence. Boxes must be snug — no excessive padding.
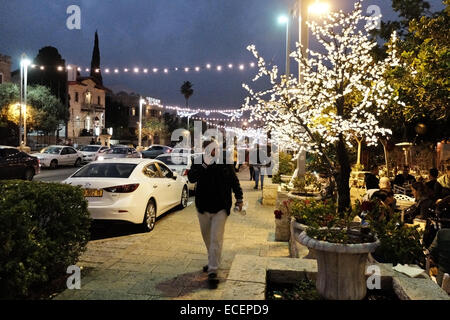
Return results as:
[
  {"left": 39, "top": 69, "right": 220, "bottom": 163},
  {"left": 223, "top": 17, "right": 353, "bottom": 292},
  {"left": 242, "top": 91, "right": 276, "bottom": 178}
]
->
[{"left": 97, "top": 156, "right": 105, "bottom": 161}]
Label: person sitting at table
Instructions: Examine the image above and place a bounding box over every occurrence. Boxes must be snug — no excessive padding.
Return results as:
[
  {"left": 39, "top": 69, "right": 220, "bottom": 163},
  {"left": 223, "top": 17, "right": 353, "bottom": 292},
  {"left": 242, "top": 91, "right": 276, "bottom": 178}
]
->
[
  {"left": 379, "top": 177, "right": 393, "bottom": 192},
  {"left": 426, "top": 168, "right": 443, "bottom": 202},
  {"left": 364, "top": 165, "right": 379, "bottom": 190},
  {"left": 437, "top": 165, "right": 450, "bottom": 197},
  {"left": 403, "top": 181, "right": 434, "bottom": 223},
  {"left": 393, "top": 165, "right": 416, "bottom": 188},
  {"left": 428, "top": 215, "right": 450, "bottom": 287}
]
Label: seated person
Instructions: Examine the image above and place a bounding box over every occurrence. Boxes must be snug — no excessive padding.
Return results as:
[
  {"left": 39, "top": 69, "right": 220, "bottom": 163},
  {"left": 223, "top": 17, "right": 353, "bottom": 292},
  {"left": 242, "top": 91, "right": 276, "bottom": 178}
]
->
[
  {"left": 426, "top": 168, "right": 443, "bottom": 202},
  {"left": 364, "top": 165, "right": 379, "bottom": 190},
  {"left": 379, "top": 177, "right": 392, "bottom": 192},
  {"left": 393, "top": 165, "right": 416, "bottom": 187},
  {"left": 403, "top": 182, "right": 434, "bottom": 223},
  {"left": 362, "top": 189, "right": 396, "bottom": 221},
  {"left": 437, "top": 165, "right": 450, "bottom": 198},
  {"left": 428, "top": 216, "right": 450, "bottom": 287}
]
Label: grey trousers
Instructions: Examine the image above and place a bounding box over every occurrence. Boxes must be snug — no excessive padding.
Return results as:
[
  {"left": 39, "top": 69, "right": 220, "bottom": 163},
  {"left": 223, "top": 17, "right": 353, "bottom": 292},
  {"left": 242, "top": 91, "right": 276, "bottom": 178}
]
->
[{"left": 197, "top": 210, "right": 228, "bottom": 273}]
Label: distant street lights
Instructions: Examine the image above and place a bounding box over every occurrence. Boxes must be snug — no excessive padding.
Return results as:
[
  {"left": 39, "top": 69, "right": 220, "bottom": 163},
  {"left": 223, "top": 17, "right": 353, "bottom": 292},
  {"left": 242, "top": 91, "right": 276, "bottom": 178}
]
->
[{"left": 19, "top": 54, "right": 31, "bottom": 148}]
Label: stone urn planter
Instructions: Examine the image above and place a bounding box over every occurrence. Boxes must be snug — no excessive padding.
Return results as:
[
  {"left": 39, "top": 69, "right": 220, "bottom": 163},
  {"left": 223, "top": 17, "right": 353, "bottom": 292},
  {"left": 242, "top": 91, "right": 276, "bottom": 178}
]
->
[
  {"left": 298, "top": 230, "right": 380, "bottom": 300},
  {"left": 288, "top": 191, "right": 322, "bottom": 201},
  {"left": 290, "top": 220, "right": 315, "bottom": 259},
  {"left": 280, "top": 175, "right": 293, "bottom": 183}
]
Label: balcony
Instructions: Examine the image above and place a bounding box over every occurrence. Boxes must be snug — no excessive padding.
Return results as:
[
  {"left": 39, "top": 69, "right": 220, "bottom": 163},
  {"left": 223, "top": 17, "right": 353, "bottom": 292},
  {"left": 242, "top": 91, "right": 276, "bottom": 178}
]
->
[{"left": 81, "top": 103, "right": 105, "bottom": 112}]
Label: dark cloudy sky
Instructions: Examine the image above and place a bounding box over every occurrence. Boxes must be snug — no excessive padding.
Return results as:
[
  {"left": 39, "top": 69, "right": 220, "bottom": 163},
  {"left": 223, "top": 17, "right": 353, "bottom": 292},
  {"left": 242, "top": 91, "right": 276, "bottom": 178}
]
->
[{"left": 0, "top": 0, "right": 445, "bottom": 109}]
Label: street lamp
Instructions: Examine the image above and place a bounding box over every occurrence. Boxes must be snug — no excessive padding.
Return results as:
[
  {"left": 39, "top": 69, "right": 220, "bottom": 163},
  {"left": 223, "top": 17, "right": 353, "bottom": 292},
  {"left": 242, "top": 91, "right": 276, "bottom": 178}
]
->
[
  {"left": 19, "top": 54, "right": 31, "bottom": 148},
  {"left": 138, "top": 97, "right": 145, "bottom": 149},
  {"left": 294, "top": 0, "right": 330, "bottom": 177},
  {"left": 278, "top": 15, "right": 291, "bottom": 77}
]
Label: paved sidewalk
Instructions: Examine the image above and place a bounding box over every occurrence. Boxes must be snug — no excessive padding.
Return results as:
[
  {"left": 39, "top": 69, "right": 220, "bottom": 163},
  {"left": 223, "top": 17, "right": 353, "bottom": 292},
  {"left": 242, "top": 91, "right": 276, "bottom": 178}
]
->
[{"left": 55, "top": 170, "right": 288, "bottom": 300}]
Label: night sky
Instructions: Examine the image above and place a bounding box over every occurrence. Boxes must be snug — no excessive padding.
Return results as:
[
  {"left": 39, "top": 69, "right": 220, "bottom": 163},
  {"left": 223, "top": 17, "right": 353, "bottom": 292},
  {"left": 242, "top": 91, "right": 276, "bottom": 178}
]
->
[{"left": 0, "top": 0, "right": 445, "bottom": 109}]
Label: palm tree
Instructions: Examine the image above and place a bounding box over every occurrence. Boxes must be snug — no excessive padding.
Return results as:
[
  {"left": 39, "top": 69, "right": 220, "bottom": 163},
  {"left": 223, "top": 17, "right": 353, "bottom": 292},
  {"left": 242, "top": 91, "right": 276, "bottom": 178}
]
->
[{"left": 180, "top": 81, "right": 194, "bottom": 108}]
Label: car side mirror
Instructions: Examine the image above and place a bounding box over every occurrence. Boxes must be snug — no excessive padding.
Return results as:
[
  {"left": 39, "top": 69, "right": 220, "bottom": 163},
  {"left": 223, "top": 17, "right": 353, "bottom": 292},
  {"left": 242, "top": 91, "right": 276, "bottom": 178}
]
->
[{"left": 171, "top": 172, "right": 178, "bottom": 180}]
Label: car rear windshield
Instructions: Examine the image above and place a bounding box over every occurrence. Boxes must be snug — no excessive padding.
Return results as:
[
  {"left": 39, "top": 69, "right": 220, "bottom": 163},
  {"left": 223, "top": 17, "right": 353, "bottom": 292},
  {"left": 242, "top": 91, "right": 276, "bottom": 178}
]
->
[
  {"left": 42, "top": 147, "right": 62, "bottom": 154},
  {"left": 109, "top": 148, "right": 128, "bottom": 154},
  {"left": 157, "top": 155, "right": 188, "bottom": 165},
  {"left": 72, "top": 163, "right": 137, "bottom": 178},
  {"left": 81, "top": 146, "right": 101, "bottom": 152}
]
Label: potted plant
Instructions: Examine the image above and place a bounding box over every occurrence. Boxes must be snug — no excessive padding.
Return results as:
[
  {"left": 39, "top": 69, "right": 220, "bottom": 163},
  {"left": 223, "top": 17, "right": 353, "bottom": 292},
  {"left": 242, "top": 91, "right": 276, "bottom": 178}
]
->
[
  {"left": 288, "top": 174, "right": 322, "bottom": 201},
  {"left": 296, "top": 205, "right": 380, "bottom": 300}
]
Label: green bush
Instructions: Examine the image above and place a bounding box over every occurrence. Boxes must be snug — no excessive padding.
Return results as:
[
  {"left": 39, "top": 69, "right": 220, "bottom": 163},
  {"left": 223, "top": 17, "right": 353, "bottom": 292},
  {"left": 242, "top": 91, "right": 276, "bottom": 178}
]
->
[
  {"left": 272, "top": 152, "right": 295, "bottom": 184},
  {"left": 0, "top": 180, "right": 91, "bottom": 299}
]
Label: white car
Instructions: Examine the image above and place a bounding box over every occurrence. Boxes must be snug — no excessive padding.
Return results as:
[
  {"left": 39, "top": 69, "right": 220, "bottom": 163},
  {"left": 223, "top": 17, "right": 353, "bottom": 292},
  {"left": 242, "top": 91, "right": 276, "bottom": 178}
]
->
[
  {"left": 36, "top": 145, "right": 83, "bottom": 169},
  {"left": 155, "top": 153, "right": 196, "bottom": 191},
  {"left": 63, "top": 159, "right": 189, "bottom": 232},
  {"left": 79, "top": 145, "right": 110, "bottom": 163}
]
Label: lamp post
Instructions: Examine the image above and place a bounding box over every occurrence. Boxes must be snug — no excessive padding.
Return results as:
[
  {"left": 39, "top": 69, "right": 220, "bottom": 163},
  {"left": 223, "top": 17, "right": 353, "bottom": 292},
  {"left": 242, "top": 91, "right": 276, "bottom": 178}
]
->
[
  {"left": 19, "top": 54, "right": 31, "bottom": 148},
  {"left": 278, "top": 15, "right": 291, "bottom": 77},
  {"left": 138, "top": 97, "right": 145, "bottom": 149},
  {"left": 294, "top": 0, "right": 330, "bottom": 177}
]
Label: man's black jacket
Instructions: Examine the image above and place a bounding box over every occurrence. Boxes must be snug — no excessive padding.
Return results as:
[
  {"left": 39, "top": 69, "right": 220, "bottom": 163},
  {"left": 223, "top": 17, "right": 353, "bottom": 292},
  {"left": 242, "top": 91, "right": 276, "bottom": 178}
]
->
[{"left": 188, "top": 155, "right": 243, "bottom": 215}]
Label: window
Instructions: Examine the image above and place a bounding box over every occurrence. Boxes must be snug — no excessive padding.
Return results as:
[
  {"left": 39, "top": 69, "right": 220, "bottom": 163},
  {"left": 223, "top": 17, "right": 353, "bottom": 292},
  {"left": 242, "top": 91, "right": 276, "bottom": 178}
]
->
[
  {"left": 0, "top": 73, "right": 3, "bottom": 84},
  {"left": 75, "top": 92, "right": 79, "bottom": 102},
  {"left": 0, "top": 148, "right": 20, "bottom": 158},
  {"left": 61, "top": 148, "right": 69, "bottom": 155},
  {"left": 98, "top": 96, "right": 101, "bottom": 105},
  {"left": 67, "top": 148, "right": 77, "bottom": 154},
  {"left": 131, "top": 108, "right": 136, "bottom": 116},
  {"left": 73, "top": 163, "right": 137, "bottom": 178},
  {"left": 157, "top": 163, "right": 173, "bottom": 178},
  {"left": 85, "top": 92, "right": 92, "bottom": 104},
  {"left": 151, "top": 110, "right": 157, "bottom": 117},
  {"left": 143, "top": 163, "right": 160, "bottom": 178}
]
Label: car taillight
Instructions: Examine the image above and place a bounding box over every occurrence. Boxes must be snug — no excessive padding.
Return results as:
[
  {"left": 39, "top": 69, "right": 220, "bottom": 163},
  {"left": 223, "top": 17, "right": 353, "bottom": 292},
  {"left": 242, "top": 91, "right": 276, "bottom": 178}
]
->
[
  {"left": 183, "top": 169, "right": 189, "bottom": 176},
  {"left": 104, "top": 184, "right": 140, "bottom": 193}
]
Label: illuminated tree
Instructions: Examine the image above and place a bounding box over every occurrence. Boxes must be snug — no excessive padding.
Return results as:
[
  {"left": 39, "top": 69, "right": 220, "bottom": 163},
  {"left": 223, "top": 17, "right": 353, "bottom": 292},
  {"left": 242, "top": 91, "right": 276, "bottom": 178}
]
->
[{"left": 242, "top": 1, "right": 402, "bottom": 211}]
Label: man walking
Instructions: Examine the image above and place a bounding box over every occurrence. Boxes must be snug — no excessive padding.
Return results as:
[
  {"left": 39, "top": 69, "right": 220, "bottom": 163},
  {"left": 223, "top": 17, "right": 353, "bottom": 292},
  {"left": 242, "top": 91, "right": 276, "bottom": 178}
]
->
[{"left": 188, "top": 139, "right": 244, "bottom": 287}]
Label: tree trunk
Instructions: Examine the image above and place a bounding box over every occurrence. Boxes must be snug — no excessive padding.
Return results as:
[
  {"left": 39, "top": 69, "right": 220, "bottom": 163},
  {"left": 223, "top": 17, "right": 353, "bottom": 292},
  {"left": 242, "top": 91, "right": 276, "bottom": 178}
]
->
[{"left": 336, "top": 134, "right": 351, "bottom": 212}]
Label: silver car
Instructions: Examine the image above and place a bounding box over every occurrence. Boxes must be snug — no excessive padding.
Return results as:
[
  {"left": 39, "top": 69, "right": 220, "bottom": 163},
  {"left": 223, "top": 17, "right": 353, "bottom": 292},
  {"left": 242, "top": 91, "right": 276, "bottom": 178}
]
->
[{"left": 98, "top": 147, "right": 142, "bottom": 161}]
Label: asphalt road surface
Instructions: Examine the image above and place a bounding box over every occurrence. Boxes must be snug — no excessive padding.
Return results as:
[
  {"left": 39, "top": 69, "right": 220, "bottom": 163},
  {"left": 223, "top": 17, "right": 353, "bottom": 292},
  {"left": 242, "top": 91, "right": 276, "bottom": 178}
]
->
[{"left": 34, "top": 166, "right": 80, "bottom": 182}]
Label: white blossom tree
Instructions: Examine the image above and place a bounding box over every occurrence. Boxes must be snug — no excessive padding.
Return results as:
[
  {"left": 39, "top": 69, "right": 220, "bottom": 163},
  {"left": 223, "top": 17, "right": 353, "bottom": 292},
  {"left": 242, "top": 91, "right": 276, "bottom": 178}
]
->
[{"left": 242, "top": 1, "right": 403, "bottom": 211}]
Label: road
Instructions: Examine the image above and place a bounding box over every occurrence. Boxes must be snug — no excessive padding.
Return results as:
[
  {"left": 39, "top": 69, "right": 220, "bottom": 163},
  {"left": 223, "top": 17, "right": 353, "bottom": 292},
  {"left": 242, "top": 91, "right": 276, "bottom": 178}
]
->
[{"left": 34, "top": 166, "right": 80, "bottom": 182}]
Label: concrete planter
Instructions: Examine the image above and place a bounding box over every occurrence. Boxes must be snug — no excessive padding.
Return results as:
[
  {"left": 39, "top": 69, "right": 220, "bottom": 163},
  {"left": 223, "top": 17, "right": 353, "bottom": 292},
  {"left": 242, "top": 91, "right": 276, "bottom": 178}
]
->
[
  {"left": 290, "top": 220, "right": 315, "bottom": 259},
  {"left": 262, "top": 183, "right": 278, "bottom": 206},
  {"left": 280, "top": 175, "right": 292, "bottom": 183},
  {"left": 298, "top": 231, "right": 380, "bottom": 300},
  {"left": 287, "top": 192, "right": 322, "bottom": 201},
  {"left": 275, "top": 215, "right": 290, "bottom": 241}
]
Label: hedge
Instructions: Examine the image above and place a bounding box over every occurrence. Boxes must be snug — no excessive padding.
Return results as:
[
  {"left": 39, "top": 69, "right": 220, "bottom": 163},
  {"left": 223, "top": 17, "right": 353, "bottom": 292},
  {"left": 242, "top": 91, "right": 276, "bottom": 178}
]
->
[{"left": 0, "top": 180, "right": 91, "bottom": 299}]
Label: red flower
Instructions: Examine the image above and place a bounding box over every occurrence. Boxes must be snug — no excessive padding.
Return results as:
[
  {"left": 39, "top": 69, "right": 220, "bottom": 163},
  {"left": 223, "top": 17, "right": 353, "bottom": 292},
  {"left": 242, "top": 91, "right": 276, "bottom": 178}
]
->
[
  {"left": 274, "top": 210, "right": 283, "bottom": 219},
  {"left": 304, "top": 200, "right": 311, "bottom": 205}
]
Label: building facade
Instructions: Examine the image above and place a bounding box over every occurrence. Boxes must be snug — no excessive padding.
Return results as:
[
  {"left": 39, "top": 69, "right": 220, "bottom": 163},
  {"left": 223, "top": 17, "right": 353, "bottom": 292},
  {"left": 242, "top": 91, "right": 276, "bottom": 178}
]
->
[
  {"left": 0, "top": 54, "right": 11, "bottom": 84},
  {"left": 67, "top": 77, "right": 108, "bottom": 138}
]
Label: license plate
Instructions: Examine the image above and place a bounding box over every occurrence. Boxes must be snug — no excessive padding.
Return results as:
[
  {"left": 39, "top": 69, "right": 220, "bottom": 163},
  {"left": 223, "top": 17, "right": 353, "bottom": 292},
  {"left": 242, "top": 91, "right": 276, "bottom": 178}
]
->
[{"left": 83, "top": 188, "right": 103, "bottom": 197}]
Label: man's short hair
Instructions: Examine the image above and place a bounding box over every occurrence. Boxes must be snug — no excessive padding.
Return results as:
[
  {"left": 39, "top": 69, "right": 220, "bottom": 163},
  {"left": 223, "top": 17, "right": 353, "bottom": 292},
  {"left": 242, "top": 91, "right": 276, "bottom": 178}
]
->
[{"left": 429, "top": 168, "right": 439, "bottom": 178}]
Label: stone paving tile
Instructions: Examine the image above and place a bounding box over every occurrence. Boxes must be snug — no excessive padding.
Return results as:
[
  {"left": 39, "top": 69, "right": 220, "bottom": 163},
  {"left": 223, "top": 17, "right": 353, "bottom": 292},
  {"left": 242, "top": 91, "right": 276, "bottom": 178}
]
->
[{"left": 55, "top": 170, "right": 289, "bottom": 300}]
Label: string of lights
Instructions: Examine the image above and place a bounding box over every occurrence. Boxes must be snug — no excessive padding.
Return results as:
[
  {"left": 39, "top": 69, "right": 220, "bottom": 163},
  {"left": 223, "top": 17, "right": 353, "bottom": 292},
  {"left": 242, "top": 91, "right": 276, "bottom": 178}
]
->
[{"left": 28, "top": 61, "right": 257, "bottom": 74}]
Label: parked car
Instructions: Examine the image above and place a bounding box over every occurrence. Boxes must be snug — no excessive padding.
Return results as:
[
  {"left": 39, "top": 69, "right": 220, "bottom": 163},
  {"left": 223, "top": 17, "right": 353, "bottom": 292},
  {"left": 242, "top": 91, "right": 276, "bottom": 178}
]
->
[
  {"left": 172, "top": 148, "right": 194, "bottom": 155},
  {"left": 0, "top": 146, "right": 40, "bottom": 181},
  {"left": 63, "top": 159, "right": 189, "bottom": 232},
  {"left": 79, "top": 145, "right": 110, "bottom": 163},
  {"left": 35, "top": 145, "right": 83, "bottom": 169},
  {"left": 156, "top": 153, "right": 196, "bottom": 191},
  {"left": 141, "top": 145, "right": 173, "bottom": 159},
  {"left": 97, "top": 147, "right": 142, "bottom": 160}
]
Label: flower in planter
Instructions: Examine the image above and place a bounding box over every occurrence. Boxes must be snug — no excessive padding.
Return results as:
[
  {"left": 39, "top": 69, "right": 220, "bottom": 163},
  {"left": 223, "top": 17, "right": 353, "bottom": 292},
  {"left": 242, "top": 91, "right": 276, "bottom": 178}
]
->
[{"left": 274, "top": 210, "right": 283, "bottom": 220}]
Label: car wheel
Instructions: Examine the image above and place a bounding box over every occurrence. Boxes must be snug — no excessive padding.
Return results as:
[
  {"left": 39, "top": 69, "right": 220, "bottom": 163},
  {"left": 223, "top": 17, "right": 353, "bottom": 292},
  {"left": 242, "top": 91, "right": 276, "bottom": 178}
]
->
[
  {"left": 74, "top": 158, "right": 81, "bottom": 167},
  {"left": 50, "top": 160, "right": 58, "bottom": 169},
  {"left": 142, "top": 199, "right": 157, "bottom": 232},
  {"left": 24, "top": 168, "right": 34, "bottom": 181},
  {"left": 179, "top": 186, "right": 189, "bottom": 209}
]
